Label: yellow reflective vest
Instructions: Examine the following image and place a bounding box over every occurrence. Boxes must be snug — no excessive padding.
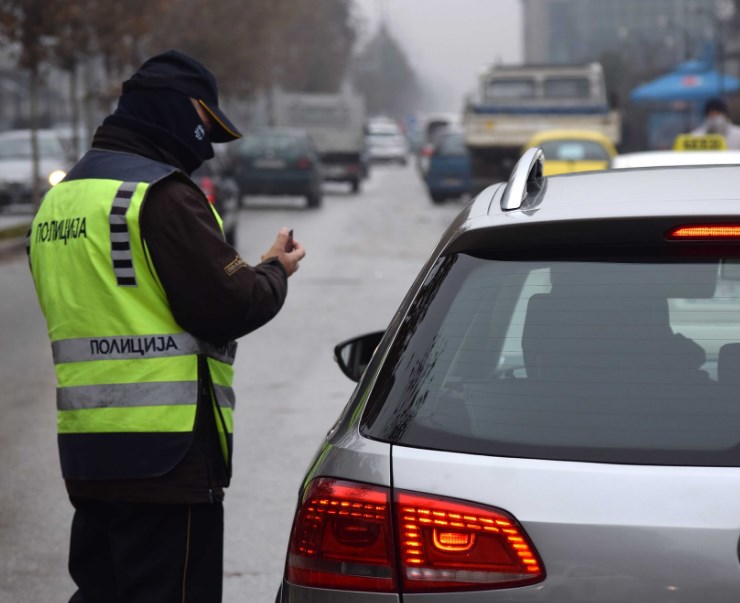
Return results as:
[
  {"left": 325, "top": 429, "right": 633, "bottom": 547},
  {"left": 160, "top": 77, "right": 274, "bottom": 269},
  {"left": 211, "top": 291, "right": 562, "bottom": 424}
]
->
[{"left": 29, "top": 150, "right": 236, "bottom": 480}]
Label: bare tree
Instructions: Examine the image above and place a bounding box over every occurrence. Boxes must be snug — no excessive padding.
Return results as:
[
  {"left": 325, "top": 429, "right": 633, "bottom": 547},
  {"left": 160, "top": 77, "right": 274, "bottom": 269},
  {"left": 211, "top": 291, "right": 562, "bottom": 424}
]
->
[
  {"left": 351, "top": 23, "right": 421, "bottom": 119},
  {"left": 0, "top": 0, "right": 56, "bottom": 207}
]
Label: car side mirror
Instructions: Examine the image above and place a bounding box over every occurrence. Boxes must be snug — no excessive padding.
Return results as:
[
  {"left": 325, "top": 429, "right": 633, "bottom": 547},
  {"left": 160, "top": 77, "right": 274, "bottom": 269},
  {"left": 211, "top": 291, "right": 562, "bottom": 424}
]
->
[{"left": 334, "top": 331, "right": 384, "bottom": 382}]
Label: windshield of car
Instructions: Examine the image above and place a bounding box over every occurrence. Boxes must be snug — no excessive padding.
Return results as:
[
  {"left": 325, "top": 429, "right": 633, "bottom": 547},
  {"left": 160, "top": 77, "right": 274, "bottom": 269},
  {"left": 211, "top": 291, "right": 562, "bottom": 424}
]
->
[
  {"left": 435, "top": 134, "right": 467, "bottom": 156},
  {"left": 425, "top": 120, "right": 454, "bottom": 144},
  {"left": 237, "top": 134, "right": 309, "bottom": 158},
  {"left": 540, "top": 139, "right": 612, "bottom": 161},
  {"left": 543, "top": 77, "right": 591, "bottom": 99},
  {"left": 0, "top": 136, "right": 67, "bottom": 161},
  {"left": 362, "top": 252, "right": 740, "bottom": 466},
  {"left": 367, "top": 132, "right": 405, "bottom": 146},
  {"left": 486, "top": 78, "right": 536, "bottom": 99}
]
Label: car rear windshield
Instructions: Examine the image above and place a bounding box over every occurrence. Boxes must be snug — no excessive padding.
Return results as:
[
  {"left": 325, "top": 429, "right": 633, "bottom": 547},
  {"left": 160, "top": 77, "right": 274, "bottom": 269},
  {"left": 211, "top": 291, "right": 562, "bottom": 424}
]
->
[
  {"left": 237, "top": 134, "right": 308, "bottom": 158},
  {"left": 362, "top": 252, "right": 740, "bottom": 466},
  {"left": 540, "top": 139, "right": 611, "bottom": 161},
  {"left": 436, "top": 135, "right": 467, "bottom": 156}
]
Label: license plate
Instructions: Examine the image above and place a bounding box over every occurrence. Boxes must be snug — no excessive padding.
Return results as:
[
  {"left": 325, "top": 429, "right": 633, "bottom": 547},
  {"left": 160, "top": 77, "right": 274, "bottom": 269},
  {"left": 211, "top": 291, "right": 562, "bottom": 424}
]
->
[
  {"left": 254, "top": 158, "right": 286, "bottom": 169},
  {"left": 324, "top": 166, "right": 347, "bottom": 177}
]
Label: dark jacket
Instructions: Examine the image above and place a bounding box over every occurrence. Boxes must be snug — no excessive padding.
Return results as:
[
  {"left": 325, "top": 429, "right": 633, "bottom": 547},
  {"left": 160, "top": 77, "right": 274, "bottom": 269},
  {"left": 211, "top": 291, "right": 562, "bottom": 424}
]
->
[{"left": 65, "top": 125, "right": 288, "bottom": 503}]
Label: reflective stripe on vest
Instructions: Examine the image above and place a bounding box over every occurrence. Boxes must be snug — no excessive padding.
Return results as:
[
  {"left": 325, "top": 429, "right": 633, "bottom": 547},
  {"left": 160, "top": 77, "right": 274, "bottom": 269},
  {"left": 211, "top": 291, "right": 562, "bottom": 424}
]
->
[
  {"left": 51, "top": 333, "right": 237, "bottom": 365},
  {"left": 109, "top": 181, "right": 138, "bottom": 287},
  {"left": 56, "top": 382, "right": 235, "bottom": 411}
]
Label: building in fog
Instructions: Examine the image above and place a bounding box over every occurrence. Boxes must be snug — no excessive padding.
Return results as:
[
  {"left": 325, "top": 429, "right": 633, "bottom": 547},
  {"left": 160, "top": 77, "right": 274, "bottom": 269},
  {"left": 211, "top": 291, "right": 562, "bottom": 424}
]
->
[
  {"left": 520, "top": 0, "right": 740, "bottom": 150},
  {"left": 521, "top": 0, "right": 731, "bottom": 73}
]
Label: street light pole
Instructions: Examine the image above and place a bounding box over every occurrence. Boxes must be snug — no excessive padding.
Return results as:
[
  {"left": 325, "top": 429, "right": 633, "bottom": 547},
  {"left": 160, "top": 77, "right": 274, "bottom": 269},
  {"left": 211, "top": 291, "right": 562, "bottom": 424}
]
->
[
  {"left": 715, "top": 0, "right": 736, "bottom": 98},
  {"left": 689, "top": 0, "right": 736, "bottom": 97}
]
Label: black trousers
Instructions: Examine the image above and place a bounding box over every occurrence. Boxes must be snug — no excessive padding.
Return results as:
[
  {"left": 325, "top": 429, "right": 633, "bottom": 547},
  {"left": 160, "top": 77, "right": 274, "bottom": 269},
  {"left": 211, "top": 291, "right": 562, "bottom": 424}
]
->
[{"left": 68, "top": 497, "right": 224, "bottom": 603}]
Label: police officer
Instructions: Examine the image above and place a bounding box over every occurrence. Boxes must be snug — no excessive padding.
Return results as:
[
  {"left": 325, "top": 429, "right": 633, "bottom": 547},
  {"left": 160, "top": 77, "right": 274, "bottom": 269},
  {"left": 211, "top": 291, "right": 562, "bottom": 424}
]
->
[{"left": 28, "top": 50, "right": 305, "bottom": 602}]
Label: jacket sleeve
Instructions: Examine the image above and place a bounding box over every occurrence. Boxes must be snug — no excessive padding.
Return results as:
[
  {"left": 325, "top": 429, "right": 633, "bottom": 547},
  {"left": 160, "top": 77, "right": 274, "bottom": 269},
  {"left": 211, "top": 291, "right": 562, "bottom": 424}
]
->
[{"left": 140, "top": 177, "right": 288, "bottom": 345}]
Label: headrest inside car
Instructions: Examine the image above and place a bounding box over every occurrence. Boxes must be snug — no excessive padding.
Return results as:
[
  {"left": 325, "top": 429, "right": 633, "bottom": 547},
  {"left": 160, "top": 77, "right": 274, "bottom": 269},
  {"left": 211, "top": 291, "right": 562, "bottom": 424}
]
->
[{"left": 549, "top": 261, "right": 718, "bottom": 299}]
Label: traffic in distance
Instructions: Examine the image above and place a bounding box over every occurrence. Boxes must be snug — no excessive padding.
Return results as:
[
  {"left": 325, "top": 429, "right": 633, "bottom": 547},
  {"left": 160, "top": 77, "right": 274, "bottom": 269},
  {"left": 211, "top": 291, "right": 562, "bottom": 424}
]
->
[{"left": 6, "top": 62, "right": 737, "bottom": 218}]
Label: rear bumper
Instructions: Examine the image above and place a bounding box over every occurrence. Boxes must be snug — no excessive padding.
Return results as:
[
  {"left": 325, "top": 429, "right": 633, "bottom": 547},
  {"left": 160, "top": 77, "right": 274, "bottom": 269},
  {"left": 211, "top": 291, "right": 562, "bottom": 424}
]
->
[
  {"left": 236, "top": 172, "right": 316, "bottom": 195},
  {"left": 425, "top": 174, "right": 470, "bottom": 195},
  {"left": 321, "top": 163, "right": 361, "bottom": 182}
]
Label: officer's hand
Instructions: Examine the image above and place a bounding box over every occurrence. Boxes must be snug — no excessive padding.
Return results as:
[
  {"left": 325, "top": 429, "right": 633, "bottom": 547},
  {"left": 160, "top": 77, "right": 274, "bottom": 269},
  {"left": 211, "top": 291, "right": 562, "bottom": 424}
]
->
[{"left": 261, "top": 227, "right": 305, "bottom": 277}]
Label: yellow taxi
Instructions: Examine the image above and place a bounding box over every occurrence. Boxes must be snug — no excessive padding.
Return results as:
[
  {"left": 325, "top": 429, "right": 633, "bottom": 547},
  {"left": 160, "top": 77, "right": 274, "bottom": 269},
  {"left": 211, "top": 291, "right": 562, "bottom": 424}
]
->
[
  {"left": 523, "top": 129, "right": 618, "bottom": 176},
  {"left": 672, "top": 133, "right": 727, "bottom": 151}
]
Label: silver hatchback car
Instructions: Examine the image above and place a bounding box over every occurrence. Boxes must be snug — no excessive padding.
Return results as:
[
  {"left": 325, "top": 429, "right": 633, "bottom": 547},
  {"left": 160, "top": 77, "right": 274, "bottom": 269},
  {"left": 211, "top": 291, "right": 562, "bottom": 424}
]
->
[{"left": 277, "top": 149, "right": 740, "bottom": 602}]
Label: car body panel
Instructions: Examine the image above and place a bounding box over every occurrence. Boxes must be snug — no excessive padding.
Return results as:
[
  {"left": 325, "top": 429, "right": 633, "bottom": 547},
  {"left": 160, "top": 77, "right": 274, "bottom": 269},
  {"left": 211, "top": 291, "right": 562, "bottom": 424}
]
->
[
  {"left": 459, "top": 166, "right": 740, "bottom": 227},
  {"left": 303, "top": 425, "right": 393, "bottom": 490},
  {"left": 612, "top": 149, "right": 740, "bottom": 169},
  {"left": 424, "top": 131, "right": 471, "bottom": 201},
  {"left": 392, "top": 446, "right": 740, "bottom": 602},
  {"left": 280, "top": 585, "right": 399, "bottom": 603}
]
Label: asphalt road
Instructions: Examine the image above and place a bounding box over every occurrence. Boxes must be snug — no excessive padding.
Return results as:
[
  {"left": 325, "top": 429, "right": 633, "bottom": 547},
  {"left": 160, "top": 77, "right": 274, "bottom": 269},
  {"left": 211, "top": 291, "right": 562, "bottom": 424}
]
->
[{"left": 0, "top": 160, "right": 465, "bottom": 602}]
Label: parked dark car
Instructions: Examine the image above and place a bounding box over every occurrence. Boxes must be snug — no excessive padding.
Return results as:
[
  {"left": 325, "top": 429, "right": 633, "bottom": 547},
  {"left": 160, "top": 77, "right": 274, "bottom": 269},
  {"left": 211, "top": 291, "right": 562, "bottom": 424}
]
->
[
  {"left": 424, "top": 129, "right": 471, "bottom": 203},
  {"left": 226, "top": 128, "right": 323, "bottom": 209},
  {"left": 192, "top": 153, "right": 239, "bottom": 247},
  {"left": 277, "top": 148, "right": 740, "bottom": 602}
]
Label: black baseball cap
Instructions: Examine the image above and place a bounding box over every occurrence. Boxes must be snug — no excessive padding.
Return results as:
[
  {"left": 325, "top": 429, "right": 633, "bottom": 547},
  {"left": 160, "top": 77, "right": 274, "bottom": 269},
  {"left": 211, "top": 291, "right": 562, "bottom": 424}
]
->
[{"left": 122, "top": 50, "right": 242, "bottom": 143}]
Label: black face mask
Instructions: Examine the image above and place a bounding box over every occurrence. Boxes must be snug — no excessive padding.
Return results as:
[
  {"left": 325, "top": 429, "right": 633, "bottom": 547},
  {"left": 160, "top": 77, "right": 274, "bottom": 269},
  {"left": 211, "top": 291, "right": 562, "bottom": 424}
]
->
[{"left": 109, "top": 88, "right": 214, "bottom": 173}]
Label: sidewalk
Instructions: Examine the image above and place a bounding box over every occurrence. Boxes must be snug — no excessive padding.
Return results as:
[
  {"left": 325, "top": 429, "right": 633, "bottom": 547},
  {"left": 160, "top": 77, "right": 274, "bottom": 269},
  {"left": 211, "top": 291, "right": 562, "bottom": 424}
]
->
[{"left": 0, "top": 210, "right": 33, "bottom": 256}]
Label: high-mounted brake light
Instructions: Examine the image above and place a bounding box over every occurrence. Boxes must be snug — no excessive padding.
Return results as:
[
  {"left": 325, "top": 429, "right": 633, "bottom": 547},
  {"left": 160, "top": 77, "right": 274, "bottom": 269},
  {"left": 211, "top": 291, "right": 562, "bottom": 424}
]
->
[
  {"left": 285, "top": 478, "right": 545, "bottom": 594},
  {"left": 667, "top": 224, "right": 740, "bottom": 239}
]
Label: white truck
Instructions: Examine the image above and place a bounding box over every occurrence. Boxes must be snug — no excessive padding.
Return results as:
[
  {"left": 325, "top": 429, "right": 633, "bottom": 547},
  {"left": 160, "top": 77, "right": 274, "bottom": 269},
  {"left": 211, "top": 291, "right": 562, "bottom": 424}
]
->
[
  {"left": 463, "top": 62, "right": 621, "bottom": 191},
  {"left": 271, "top": 90, "right": 367, "bottom": 193}
]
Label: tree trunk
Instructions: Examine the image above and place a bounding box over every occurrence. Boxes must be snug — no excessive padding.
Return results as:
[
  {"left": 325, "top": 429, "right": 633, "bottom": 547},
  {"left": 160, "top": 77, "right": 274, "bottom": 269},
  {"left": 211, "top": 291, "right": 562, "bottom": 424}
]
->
[{"left": 29, "top": 65, "right": 41, "bottom": 212}]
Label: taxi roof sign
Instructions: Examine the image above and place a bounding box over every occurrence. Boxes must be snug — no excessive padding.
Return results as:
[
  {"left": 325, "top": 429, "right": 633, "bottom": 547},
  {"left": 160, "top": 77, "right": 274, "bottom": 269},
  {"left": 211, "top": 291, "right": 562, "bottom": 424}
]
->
[{"left": 673, "top": 133, "right": 728, "bottom": 151}]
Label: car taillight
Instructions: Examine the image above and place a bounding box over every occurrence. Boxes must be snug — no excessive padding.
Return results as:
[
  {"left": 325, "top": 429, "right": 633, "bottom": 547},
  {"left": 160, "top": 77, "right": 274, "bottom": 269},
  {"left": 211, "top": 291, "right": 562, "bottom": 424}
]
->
[
  {"left": 397, "top": 490, "right": 544, "bottom": 592},
  {"left": 286, "top": 478, "right": 397, "bottom": 592},
  {"left": 667, "top": 224, "right": 740, "bottom": 239},
  {"left": 297, "top": 157, "right": 312, "bottom": 169},
  {"left": 421, "top": 144, "right": 434, "bottom": 157},
  {"left": 199, "top": 176, "right": 217, "bottom": 205},
  {"left": 285, "top": 478, "right": 545, "bottom": 593}
]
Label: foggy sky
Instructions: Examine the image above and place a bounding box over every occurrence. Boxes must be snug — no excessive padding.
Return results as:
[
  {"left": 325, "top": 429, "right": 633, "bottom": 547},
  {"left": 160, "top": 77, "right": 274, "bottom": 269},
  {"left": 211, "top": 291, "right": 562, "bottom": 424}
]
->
[{"left": 352, "top": 0, "right": 523, "bottom": 113}]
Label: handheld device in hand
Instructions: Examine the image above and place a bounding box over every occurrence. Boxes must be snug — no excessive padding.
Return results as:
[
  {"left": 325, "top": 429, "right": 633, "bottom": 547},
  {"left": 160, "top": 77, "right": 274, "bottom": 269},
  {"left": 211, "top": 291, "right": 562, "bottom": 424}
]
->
[{"left": 285, "top": 229, "right": 294, "bottom": 252}]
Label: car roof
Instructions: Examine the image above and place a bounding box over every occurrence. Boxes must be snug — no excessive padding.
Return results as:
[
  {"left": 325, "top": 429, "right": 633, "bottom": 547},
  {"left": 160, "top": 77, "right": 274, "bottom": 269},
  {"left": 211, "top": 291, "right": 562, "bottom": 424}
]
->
[
  {"left": 248, "top": 127, "right": 309, "bottom": 138},
  {"left": 611, "top": 149, "right": 740, "bottom": 169},
  {"left": 436, "top": 127, "right": 464, "bottom": 138},
  {"left": 0, "top": 128, "right": 67, "bottom": 140},
  {"left": 440, "top": 149, "right": 740, "bottom": 254},
  {"left": 526, "top": 129, "right": 615, "bottom": 144}
]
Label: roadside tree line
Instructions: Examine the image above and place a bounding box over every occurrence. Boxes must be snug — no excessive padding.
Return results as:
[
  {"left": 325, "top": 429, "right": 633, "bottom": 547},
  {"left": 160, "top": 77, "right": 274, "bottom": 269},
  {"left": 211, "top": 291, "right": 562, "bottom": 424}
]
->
[{"left": 0, "top": 0, "right": 358, "bottom": 129}]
